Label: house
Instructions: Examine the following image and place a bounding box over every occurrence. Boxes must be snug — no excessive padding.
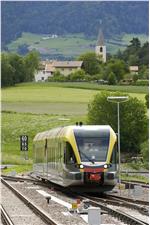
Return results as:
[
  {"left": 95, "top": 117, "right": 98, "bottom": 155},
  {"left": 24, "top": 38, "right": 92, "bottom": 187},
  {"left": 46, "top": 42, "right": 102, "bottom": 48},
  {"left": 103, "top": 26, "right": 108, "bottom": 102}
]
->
[
  {"left": 53, "top": 61, "right": 83, "bottom": 76},
  {"left": 35, "top": 60, "right": 54, "bottom": 82},
  {"left": 35, "top": 60, "right": 83, "bottom": 82},
  {"left": 129, "top": 66, "right": 139, "bottom": 74}
]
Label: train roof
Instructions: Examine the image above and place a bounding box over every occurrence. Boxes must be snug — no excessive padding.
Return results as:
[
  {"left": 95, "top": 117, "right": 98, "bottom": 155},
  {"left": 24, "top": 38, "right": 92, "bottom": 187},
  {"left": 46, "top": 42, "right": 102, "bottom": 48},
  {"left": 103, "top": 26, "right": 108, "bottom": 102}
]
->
[{"left": 33, "top": 125, "right": 115, "bottom": 141}]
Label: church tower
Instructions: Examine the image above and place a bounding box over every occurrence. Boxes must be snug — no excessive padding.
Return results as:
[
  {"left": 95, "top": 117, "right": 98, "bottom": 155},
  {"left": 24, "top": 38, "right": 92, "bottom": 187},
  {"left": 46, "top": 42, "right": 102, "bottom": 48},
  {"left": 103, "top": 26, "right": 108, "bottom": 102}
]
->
[{"left": 95, "top": 28, "right": 106, "bottom": 63}]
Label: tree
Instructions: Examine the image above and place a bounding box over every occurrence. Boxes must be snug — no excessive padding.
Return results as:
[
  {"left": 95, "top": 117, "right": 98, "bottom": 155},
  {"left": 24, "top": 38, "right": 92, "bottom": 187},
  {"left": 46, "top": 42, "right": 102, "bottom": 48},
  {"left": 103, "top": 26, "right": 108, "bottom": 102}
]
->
[
  {"left": 1, "top": 53, "right": 15, "bottom": 87},
  {"left": 140, "top": 141, "right": 149, "bottom": 167},
  {"left": 139, "top": 65, "right": 149, "bottom": 79},
  {"left": 108, "top": 72, "right": 116, "bottom": 85},
  {"left": 78, "top": 52, "right": 101, "bottom": 75},
  {"left": 132, "top": 74, "right": 138, "bottom": 83},
  {"left": 145, "top": 94, "right": 149, "bottom": 109},
  {"left": 24, "top": 51, "right": 40, "bottom": 81},
  {"left": 139, "top": 42, "right": 149, "bottom": 66},
  {"left": 129, "top": 38, "right": 141, "bottom": 51},
  {"left": 68, "top": 69, "right": 86, "bottom": 81},
  {"left": 107, "top": 59, "right": 128, "bottom": 82},
  {"left": 9, "top": 53, "right": 26, "bottom": 83},
  {"left": 87, "top": 91, "right": 148, "bottom": 154}
]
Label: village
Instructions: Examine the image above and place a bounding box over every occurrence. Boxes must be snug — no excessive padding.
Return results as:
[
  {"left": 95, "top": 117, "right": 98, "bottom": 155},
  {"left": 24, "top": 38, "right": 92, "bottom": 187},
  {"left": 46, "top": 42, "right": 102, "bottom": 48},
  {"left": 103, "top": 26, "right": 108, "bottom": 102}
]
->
[{"left": 35, "top": 28, "right": 140, "bottom": 85}]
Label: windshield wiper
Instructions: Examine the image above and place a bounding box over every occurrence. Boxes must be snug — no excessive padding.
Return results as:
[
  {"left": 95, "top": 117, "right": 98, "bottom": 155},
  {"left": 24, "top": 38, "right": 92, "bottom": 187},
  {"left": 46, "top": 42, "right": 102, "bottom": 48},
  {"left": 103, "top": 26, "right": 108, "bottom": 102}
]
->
[{"left": 79, "top": 151, "right": 95, "bottom": 164}]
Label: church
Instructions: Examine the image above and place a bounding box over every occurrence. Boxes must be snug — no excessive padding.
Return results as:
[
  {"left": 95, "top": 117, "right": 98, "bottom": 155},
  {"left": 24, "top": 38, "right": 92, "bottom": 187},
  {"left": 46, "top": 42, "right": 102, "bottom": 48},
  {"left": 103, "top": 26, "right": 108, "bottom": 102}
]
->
[
  {"left": 35, "top": 28, "right": 106, "bottom": 82},
  {"left": 95, "top": 28, "right": 106, "bottom": 63}
]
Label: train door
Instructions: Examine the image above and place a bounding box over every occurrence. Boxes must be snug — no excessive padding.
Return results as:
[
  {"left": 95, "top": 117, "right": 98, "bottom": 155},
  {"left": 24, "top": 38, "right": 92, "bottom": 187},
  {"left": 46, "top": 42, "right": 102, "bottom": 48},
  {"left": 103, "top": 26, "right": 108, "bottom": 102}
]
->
[
  {"left": 43, "top": 138, "right": 48, "bottom": 177},
  {"left": 64, "top": 142, "right": 77, "bottom": 171}
]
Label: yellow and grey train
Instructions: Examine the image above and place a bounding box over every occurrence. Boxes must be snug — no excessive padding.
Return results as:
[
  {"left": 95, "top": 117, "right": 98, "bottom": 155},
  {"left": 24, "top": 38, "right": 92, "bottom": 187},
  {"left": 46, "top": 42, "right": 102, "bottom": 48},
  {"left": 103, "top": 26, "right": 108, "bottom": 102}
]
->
[{"left": 33, "top": 125, "right": 118, "bottom": 192}]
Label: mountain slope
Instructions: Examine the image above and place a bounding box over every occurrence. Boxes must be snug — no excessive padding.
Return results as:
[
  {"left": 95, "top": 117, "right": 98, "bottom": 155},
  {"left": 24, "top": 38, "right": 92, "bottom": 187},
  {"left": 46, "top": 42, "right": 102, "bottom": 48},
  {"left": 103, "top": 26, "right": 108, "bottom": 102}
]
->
[{"left": 2, "top": 1, "right": 148, "bottom": 48}]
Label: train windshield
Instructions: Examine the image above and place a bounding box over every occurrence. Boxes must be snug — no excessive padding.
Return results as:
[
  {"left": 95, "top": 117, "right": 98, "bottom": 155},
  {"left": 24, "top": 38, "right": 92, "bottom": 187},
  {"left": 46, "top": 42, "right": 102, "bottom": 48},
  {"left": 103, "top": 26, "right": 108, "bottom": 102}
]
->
[{"left": 74, "top": 129, "right": 110, "bottom": 163}]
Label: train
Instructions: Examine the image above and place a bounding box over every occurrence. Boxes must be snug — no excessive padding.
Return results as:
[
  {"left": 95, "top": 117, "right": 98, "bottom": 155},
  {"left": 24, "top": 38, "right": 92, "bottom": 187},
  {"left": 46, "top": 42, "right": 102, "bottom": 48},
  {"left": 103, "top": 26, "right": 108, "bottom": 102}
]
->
[{"left": 33, "top": 124, "right": 118, "bottom": 192}]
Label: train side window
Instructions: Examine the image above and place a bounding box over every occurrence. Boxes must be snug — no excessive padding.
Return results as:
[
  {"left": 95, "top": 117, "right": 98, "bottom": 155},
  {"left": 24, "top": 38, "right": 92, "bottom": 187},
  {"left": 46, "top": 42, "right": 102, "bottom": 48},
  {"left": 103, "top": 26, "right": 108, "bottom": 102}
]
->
[{"left": 64, "top": 142, "right": 76, "bottom": 165}]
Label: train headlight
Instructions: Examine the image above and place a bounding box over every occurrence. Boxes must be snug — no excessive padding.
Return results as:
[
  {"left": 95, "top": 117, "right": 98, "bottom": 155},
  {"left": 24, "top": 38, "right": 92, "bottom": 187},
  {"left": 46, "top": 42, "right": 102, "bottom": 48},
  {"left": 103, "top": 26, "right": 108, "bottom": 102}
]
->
[
  {"left": 104, "top": 164, "right": 108, "bottom": 169},
  {"left": 80, "top": 164, "right": 84, "bottom": 169}
]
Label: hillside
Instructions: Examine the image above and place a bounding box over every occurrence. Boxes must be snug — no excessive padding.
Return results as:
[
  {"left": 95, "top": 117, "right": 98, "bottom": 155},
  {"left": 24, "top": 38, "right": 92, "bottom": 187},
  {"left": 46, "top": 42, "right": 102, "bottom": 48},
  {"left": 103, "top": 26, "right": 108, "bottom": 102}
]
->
[
  {"left": 2, "top": 1, "right": 148, "bottom": 49},
  {"left": 6, "top": 32, "right": 148, "bottom": 59}
]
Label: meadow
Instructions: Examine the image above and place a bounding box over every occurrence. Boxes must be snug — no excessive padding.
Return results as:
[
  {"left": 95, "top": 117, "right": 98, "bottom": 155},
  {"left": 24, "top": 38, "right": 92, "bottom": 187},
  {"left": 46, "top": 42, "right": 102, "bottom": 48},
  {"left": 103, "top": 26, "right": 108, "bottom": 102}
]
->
[
  {"left": 7, "top": 32, "right": 148, "bottom": 57},
  {"left": 2, "top": 82, "right": 148, "bottom": 175},
  {"left": 2, "top": 82, "right": 147, "bottom": 115}
]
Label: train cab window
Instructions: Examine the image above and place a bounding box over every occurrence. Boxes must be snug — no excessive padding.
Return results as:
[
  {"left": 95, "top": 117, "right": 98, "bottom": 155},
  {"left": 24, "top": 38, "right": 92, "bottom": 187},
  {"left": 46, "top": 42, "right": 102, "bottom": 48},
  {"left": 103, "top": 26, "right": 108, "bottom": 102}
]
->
[{"left": 64, "top": 142, "right": 77, "bottom": 165}]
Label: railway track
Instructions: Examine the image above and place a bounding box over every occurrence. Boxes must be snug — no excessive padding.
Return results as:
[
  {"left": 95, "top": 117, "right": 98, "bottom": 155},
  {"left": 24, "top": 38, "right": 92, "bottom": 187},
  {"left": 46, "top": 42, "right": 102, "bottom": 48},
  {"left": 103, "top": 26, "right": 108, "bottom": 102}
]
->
[
  {"left": 1, "top": 177, "right": 60, "bottom": 225},
  {"left": 121, "top": 180, "right": 149, "bottom": 189},
  {"left": 1, "top": 205, "right": 14, "bottom": 225},
  {"left": 84, "top": 194, "right": 149, "bottom": 216},
  {"left": 1, "top": 174, "right": 43, "bottom": 184},
  {"left": 106, "top": 194, "right": 149, "bottom": 206},
  {"left": 80, "top": 194, "right": 148, "bottom": 225},
  {"left": 1, "top": 175, "right": 149, "bottom": 225}
]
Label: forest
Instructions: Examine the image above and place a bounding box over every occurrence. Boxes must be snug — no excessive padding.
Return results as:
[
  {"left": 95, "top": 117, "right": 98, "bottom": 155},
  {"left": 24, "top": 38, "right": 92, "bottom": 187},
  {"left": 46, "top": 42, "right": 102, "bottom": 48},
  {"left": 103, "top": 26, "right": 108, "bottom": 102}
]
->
[{"left": 2, "top": 1, "right": 148, "bottom": 49}]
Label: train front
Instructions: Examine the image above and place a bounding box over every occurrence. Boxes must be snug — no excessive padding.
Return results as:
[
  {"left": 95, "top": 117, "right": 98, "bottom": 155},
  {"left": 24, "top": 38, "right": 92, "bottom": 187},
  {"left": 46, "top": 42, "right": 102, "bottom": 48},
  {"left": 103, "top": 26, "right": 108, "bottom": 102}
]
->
[{"left": 72, "top": 125, "right": 118, "bottom": 192}]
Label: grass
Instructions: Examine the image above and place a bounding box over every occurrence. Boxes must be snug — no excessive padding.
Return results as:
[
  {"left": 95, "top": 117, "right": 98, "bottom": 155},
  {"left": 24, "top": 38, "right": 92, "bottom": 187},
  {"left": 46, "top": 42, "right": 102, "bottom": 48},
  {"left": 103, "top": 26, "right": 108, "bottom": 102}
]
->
[
  {"left": 2, "top": 112, "right": 86, "bottom": 165},
  {"left": 121, "top": 174, "right": 149, "bottom": 184},
  {"left": 2, "top": 84, "right": 98, "bottom": 103},
  {"left": 7, "top": 32, "right": 148, "bottom": 57},
  {"left": 2, "top": 165, "right": 33, "bottom": 175},
  {"left": 44, "top": 82, "right": 148, "bottom": 94},
  {"left": 2, "top": 82, "right": 147, "bottom": 115}
]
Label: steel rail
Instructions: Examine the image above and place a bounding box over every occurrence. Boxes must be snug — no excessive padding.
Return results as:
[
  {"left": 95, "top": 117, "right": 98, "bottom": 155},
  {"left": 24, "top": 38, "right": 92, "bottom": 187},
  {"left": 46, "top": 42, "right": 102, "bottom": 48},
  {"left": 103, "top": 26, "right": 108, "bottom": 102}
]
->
[
  {"left": 80, "top": 195, "right": 148, "bottom": 225},
  {"left": 106, "top": 194, "right": 149, "bottom": 206},
  {"left": 84, "top": 195, "right": 149, "bottom": 216},
  {"left": 1, "top": 178, "right": 59, "bottom": 225},
  {"left": 1, "top": 205, "right": 14, "bottom": 225},
  {"left": 1, "top": 175, "right": 41, "bottom": 183},
  {"left": 121, "top": 180, "right": 149, "bottom": 188},
  {"left": 121, "top": 171, "right": 149, "bottom": 174}
]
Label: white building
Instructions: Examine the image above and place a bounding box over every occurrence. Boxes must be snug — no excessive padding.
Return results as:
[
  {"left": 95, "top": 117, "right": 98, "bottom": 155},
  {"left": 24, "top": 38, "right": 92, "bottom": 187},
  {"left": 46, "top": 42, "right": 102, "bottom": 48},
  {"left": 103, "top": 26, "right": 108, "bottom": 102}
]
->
[{"left": 35, "top": 60, "right": 83, "bottom": 82}]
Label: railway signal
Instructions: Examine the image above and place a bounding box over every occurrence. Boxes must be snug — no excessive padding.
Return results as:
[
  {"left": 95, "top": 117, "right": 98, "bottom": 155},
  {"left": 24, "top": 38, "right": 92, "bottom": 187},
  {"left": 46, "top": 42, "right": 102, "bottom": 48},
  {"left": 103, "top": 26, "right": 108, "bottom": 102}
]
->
[{"left": 20, "top": 135, "right": 28, "bottom": 160}]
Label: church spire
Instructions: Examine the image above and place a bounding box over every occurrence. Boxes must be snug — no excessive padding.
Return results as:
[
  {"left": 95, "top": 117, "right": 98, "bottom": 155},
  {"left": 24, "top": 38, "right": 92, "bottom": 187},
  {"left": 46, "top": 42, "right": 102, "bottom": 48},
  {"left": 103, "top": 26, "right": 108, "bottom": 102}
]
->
[
  {"left": 97, "top": 29, "right": 104, "bottom": 46},
  {"left": 95, "top": 20, "right": 106, "bottom": 63}
]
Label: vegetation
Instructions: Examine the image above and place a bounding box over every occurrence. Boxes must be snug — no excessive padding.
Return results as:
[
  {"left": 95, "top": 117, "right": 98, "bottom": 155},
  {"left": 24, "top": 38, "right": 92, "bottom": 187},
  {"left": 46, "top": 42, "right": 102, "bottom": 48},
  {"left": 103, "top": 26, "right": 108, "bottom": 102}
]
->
[
  {"left": 5, "top": 32, "right": 148, "bottom": 58},
  {"left": 1, "top": 51, "right": 39, "bottom": 87},
  {"left": 2, "top": 1, "right": 148, "bottom": 48},
  {"left": 78, "top": 52, "right": 101, "bottom": 75},
  {"left": 121, "top": 174, "right": 149, "bottom": 183},
  {"left": 2, "top": 165, "right": 33, "bottom": 175},
  {"left": 145, "top": 94, "right": 149, "bottom": 108},
  {"left": 2, "top": 83, "right": 146, "bottom": 115},
  {"left": 2, "top": 112, "right": 86, "bottom": 164},
  {"left": 87, "top": 91, "right": 148, "bottom": 154},
  {"left": 140, "top": 141, "right": 149, "bottom": 168}
]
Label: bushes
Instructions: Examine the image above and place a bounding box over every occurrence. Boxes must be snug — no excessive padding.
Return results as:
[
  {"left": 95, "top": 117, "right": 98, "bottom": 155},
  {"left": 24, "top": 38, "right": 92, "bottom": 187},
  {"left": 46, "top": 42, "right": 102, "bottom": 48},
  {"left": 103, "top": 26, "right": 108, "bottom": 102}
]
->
[
  {"left": 135, "top": 80, "right": 149, "bottom": 86},
  {"left": 145, "top": 94, "right": 149, "bottom": 108},
  {"left": 87, "top": 91, "right": 148, "bottom": 154}
]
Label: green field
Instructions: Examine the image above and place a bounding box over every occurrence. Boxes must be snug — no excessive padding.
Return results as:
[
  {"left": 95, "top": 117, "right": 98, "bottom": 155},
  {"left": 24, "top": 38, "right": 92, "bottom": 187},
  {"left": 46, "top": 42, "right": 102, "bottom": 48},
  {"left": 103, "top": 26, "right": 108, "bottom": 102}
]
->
[
  {"left": 2, "top": 82, "right": 147, "bottom": 115},
  {"left": 2, "top": 82, "right": 148, "bottom": 169},
  {"left": 7, "top": 32, "right": 148, "bottom": 57},
  {"left": 2, "top": 112, "right": 86, "bottom": 164}
]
